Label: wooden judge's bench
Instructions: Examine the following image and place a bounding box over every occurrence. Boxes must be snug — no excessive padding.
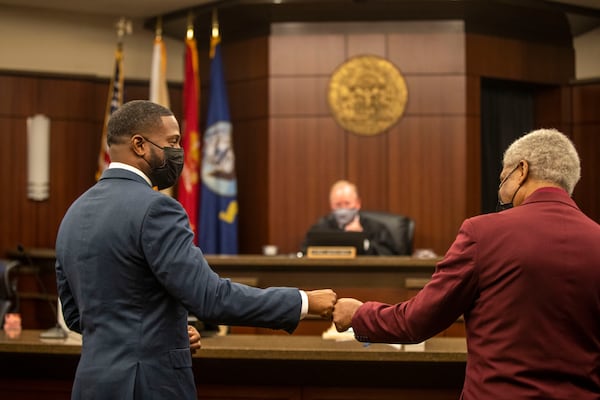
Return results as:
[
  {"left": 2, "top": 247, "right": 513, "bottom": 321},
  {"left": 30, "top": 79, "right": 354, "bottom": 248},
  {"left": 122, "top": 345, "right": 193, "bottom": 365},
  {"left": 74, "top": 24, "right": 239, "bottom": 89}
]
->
[
  {"left": 3, "top": 250, "right": 468, "bottom": 399},
  {"left": 0, "top": 330, "right": 467, "bottom": 400},
  {"left": 7, "top": 249, "right": 464, "bottom": 337}
]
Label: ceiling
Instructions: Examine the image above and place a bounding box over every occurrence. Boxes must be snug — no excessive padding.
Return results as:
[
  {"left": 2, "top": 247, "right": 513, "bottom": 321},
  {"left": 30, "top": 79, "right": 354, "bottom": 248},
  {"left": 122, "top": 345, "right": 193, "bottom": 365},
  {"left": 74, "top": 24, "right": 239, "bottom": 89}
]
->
[{"left": 2, "top": 0, "right": 600, "bottom": 37}]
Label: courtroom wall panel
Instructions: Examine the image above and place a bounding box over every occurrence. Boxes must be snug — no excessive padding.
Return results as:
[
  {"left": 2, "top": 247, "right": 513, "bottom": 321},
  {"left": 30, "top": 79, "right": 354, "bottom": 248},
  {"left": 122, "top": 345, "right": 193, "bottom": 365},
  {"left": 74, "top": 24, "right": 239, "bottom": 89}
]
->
[
  {"left": 0, "top": 72, "right": 183, "bottom": 328},
  {"left": 214, "top": 21, "right": 577, "bottom": 256},
  {"left": 571, "top": 82, "right": 600, "bottom": 223},
  {"left": 0, "top": 75, "right": 103, "bottom": 256},
  {"left": 466, "top": 33, "right": 574, "bottom": 83},
  {"left": 388, "top": 116, "right": 468, "bottom": 254},
  {"left": 269, "top": 117, "right": 346, "bottom": 253},
  {"left": 0, "top": 73, "right": 184, "bottom": 258},
  {"left": 233, "top": 118, "right": 270, "bottom": 254},
  {"left": 269, "top": 32, "right": 345, "bottom": 76},
  {"left": 387, "top": 22, "right": 466, "bottom": 74},
  {"left": 267, "top": 22, "right": 470, "bottom": 256},
  {"left": 535, "top": 86, "right": 572, "bottom": 130}
]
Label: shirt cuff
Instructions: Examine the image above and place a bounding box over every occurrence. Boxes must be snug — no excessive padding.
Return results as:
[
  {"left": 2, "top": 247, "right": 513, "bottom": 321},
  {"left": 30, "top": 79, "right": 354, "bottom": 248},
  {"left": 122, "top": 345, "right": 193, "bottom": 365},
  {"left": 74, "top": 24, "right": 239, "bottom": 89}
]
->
[{"left": 299, "top": 290, "right": 308, "bottom": 319}]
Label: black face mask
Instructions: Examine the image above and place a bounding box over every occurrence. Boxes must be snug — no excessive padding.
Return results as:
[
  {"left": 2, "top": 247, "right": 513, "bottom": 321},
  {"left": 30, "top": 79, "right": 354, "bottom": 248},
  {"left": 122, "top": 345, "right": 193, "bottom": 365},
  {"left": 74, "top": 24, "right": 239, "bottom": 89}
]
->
[
  {"left": 495, "top": 164, "right": 521, "bottom": 212},
  {"left": 142, "top": 137, "right": 184, "bottom": 190}
]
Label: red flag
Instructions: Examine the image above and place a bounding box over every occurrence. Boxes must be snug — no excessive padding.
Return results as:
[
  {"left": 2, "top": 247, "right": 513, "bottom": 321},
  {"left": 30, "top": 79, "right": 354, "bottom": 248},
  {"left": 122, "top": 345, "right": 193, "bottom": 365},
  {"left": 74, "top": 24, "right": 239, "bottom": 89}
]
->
[
  {"left": 177, "top": 27, "right": 201, "bottom": 243},
  {"left": 96, "top": 43, "right": 124, "bottom": 181}
]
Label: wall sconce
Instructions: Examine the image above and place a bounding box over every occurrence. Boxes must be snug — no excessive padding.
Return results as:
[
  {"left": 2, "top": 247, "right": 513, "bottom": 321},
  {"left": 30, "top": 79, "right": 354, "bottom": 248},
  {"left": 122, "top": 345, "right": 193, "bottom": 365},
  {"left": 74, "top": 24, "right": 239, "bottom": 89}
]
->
[{"left": 26, "top": 114, "right": 50, "bottom": 201}]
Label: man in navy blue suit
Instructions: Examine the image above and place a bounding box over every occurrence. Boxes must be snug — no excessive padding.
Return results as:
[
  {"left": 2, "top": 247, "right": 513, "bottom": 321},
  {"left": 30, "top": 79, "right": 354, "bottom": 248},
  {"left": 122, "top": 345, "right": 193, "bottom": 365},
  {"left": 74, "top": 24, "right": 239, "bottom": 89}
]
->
[{"left": 55, "top": 100, "right": 336, "bottom": 400}]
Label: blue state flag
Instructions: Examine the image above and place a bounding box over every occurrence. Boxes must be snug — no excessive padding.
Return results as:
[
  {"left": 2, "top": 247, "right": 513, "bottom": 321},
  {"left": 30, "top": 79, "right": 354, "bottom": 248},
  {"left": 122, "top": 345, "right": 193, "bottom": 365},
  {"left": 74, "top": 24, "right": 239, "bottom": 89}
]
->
[{"left": 199, "top": 34, "right": 238, "bottom": 254}]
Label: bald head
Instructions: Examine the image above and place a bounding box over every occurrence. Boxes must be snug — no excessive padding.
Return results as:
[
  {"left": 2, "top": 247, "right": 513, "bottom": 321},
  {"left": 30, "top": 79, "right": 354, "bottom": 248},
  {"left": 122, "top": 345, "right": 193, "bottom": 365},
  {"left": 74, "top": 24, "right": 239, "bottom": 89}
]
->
[{"left": 329, "top": 180, "right": 361, "bottom": 210}]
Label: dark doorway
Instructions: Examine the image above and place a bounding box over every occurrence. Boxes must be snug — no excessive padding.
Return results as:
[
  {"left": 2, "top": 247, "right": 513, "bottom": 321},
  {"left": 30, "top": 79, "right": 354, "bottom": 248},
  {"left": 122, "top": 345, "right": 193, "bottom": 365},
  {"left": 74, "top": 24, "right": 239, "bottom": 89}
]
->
[{"left": 480, "top": 78, "right": 535, "bottom": 214}]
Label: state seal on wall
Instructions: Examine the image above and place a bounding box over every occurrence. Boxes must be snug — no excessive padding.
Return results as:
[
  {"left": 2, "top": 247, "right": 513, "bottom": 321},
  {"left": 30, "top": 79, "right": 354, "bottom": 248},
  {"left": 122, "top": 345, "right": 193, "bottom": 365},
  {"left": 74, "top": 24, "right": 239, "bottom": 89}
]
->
[{"left": 327, "top": 55, "right": 408, "bottom": 136}]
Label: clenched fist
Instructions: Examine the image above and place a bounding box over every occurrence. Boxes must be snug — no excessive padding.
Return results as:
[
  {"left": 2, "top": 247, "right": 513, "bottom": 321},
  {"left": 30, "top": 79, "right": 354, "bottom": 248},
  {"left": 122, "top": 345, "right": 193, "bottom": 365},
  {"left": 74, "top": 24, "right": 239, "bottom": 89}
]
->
[
  {"left": 332, "top": 298, "right": 364, "bottom": 332},
  {"left": 188, "top": 325, "right": 201, "bottom": 354},
  {"left": 306, "top": 289, "right": 337, "bottom": 319}
]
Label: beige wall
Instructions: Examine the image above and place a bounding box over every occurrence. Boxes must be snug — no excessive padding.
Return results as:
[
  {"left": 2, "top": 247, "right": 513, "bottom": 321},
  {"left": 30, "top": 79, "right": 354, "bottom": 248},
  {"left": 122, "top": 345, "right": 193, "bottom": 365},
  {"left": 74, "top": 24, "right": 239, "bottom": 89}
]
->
[
  {"left": 0, "top": 5, "right": 598, "bottom": 82},
  {"left": 575, "top": 26, "right": 600, "bottom": 80},
  {"left": 0, "top": 5, "right": 185, "bottom": 81}
]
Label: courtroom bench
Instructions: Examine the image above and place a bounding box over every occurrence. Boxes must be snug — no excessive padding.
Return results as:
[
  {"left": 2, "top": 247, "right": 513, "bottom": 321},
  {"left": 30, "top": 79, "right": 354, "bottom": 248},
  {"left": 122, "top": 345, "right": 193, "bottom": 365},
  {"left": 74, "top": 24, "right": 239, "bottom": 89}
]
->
[
  {"left": 0, "top": 330, "right": 467, "bottom": 400},
  {"left": 7, "top": 250, "right": 464, "bottom": 336}
]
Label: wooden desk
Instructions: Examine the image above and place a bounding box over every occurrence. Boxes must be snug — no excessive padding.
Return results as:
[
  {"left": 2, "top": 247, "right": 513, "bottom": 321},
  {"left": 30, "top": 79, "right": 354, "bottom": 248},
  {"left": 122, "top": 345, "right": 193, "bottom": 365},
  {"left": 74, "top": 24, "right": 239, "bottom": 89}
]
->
[
  {"left": 7, "top": 250, "right": 461, "bottom": 336},
  {"left": 0, "top": 330, "right": 467, "bottom": 400},
  {"left": 202, "top": 255, "right": 461, "bottom": 336}
]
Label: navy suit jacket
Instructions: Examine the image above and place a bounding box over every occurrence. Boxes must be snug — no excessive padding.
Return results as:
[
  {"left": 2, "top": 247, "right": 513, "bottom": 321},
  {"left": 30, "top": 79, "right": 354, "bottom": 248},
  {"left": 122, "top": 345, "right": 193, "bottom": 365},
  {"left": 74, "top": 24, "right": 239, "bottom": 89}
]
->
[
  {"left": 351, "top": 188, "right": 600, "bottom": 399},
  {"left": 56, "top": 168, "right": 302, "bottom": 399}
]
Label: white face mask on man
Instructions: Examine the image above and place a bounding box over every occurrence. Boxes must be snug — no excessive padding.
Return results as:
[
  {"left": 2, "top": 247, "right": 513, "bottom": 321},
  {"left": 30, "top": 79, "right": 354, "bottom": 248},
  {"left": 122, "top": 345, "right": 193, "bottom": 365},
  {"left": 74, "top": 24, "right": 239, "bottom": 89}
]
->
[{"left": 332, "top": 208, "right": 358, "bottom": 229}]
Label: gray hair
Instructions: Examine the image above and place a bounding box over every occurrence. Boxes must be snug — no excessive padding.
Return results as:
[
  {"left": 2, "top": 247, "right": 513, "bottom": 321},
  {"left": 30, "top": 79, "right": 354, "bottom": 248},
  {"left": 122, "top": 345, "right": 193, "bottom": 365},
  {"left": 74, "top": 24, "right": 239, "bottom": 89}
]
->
[
  {"left": 503, "top": 128, "right": 580, "bottom": 195},
  {"left": 107, "top": 100, "right": 173, "bottom": 145}
]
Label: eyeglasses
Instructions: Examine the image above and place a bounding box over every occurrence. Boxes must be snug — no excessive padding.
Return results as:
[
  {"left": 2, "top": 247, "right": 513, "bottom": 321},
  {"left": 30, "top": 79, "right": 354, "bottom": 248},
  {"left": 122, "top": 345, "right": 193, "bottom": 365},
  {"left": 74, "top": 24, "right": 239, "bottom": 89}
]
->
[{"left": 498, "top": 164, "right": 520, "bottom": 189}]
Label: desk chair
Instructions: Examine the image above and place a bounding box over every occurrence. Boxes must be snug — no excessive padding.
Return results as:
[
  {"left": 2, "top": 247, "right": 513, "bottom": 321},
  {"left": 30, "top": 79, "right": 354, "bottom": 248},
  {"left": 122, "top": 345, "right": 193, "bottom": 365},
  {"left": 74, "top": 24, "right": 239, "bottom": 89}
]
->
[
  {"left": 0, "top": 259, "right": 19, "bottom": 325},
  {"left": 360, "top": 211, "right": 415, "bottom": 256}
]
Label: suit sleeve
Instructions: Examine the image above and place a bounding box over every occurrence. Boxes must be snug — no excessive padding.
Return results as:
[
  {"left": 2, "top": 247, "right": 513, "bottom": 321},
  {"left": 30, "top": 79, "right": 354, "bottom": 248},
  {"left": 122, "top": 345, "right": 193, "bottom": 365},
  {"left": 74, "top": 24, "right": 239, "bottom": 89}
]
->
[
  {"left": 55, "top": 258, "right": 81, "bottom": 333},
  {"left": 141, "top": 195, "right": 302, "bottom": 333},
  {"left": 352, "top": 219, "right": 479, "bottom": 343}
]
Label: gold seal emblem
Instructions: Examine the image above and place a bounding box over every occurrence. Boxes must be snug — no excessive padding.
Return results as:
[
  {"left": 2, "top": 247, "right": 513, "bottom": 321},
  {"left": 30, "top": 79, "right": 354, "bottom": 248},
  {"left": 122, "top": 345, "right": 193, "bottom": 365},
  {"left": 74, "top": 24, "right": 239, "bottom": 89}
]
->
[{"left": 327, "top": 55, "right": 408, "bottom": 136}]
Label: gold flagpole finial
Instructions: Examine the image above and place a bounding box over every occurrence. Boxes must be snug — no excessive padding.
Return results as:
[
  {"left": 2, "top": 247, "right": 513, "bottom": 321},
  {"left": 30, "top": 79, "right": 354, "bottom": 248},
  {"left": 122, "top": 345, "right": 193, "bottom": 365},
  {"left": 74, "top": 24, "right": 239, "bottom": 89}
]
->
[
  {"left": 211, "top": 8, "right": 219, "bottom": 39},
  {"left": 209, "top": 8, "right": 220, "bottom": 58},
  {"left": 155, "top": 16, "right": 163, "bottom": 38},
  {"left": 186, "top": 11, "right": 195, "bottom": 40},
  {"left": 115, "top": 17, "right": 133, "bottom": 44}
]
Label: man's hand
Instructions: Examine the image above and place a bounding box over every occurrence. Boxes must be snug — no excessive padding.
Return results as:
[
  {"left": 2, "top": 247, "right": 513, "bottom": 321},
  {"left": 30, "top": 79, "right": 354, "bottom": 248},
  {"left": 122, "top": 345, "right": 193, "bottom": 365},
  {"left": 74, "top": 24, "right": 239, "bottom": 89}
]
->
[
  {"left": 188, "top": 325, "right": 201, "bottom": 354},
  {"left": 306, "top": 289, "right": 337, "bottom": 319},
  {"left": 333, "top": 298, "right": 364, "bottom": 332}
]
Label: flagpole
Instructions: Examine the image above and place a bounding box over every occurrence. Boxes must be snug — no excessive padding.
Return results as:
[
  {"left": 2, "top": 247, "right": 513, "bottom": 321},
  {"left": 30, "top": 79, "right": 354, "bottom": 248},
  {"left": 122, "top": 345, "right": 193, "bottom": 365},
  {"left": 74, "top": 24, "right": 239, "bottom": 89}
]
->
[
  {"left": 199, "top": 8, "right": 239, "bottom": 254},
  {"left": 178, "top": 10, "right": 201, "bottom": 243},
  {"left": 210, "top": 8, "right": 220, "bottom": 58},
  {"left": 155, "top": 16, "right": 163, "bottom": 38},
  {"left": 96, "top": 17, "right": 131, "bottom": 180},
  {"left": 115, "top": 17, "right": 132, "bottom": 46}
]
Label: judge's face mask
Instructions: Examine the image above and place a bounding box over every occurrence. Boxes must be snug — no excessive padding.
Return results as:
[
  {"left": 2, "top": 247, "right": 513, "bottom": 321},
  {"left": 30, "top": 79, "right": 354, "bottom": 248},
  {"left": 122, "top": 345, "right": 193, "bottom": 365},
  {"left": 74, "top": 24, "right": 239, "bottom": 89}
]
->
[{"left": 333, "top": 208, "right": 358, "bottom": 228}]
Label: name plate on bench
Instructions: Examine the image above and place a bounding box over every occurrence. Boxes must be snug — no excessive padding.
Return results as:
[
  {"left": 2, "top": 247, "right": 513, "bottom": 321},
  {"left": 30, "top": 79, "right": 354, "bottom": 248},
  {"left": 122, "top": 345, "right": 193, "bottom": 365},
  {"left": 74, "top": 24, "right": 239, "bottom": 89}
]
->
[{"left": 306, "top": 246, "right": 356, "bottom": 259}]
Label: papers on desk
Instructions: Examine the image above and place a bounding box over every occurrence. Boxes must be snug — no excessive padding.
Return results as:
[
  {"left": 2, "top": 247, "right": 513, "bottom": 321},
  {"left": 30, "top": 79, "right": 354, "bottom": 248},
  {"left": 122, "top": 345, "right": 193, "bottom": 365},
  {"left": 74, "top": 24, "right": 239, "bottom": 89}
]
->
[
  {"left": 321, "top": 323, "right": 425, "bottom": 351},
  {"left": 321, "top": 323, "right": 356, "bottom": 341}
]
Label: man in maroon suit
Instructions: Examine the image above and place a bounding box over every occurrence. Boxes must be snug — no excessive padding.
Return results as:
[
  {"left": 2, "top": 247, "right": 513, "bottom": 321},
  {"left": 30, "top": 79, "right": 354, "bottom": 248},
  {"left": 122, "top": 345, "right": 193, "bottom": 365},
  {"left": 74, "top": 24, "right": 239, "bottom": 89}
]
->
[{"left": 333, "top": 128, "right": 600, "bottom": 399}]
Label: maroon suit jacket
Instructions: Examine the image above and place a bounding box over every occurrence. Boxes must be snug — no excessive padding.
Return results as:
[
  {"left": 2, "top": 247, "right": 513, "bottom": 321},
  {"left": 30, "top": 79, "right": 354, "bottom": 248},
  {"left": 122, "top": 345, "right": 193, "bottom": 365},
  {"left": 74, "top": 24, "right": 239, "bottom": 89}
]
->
[{"left": 352, "top": 187, "right": 600, "bottom": 399}]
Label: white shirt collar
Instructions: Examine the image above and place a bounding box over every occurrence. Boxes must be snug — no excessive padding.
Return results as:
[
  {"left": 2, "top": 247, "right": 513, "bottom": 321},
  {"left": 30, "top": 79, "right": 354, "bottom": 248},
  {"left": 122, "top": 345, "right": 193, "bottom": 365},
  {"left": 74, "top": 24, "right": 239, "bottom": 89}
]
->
[{"left": 108, "top": 162, "right": 152, "bottom": 187}]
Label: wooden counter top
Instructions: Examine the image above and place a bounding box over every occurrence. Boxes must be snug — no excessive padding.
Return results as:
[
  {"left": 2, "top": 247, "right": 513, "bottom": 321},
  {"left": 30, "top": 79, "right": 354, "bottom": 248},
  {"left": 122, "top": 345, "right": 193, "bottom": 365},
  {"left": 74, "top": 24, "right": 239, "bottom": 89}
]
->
[
  {"left": 0, "top": 330, "right": 467, "bottom": 399},
  {"left": 0, "top": 330, "right": 466, "bottom": 363},
  {"left": 8, "top": 248, "right": 441, "bottom": 271},
  {"left": 205, "top": 254, "right": 440, "bottom": 270}
]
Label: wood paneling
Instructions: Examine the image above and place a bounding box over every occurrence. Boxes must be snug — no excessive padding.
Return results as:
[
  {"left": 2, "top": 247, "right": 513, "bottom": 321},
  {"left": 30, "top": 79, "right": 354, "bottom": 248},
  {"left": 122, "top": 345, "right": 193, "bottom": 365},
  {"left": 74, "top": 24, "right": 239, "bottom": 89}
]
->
[
  {"left": 388, "top": 116, "right": 468, "bottom": 253},
  {"left": 266, "top": 24, "right": 472, "bottom": 255},
  {"left": 572, "top": 83, "right": 600, "bottom": 123},
  {"left": 222, "top": 36, "right": 269, "bottom": 81},
  {"left": 347, "top": 133, "right": 390, "bottom": 212},
  {"left": 347, "top": 33, "right": 386, "bottom": 57},
  {"left": 387, "top": 26, "right": 466, "bottom": 74},
  {"left": 466, "top": 33, "right": 574, "bottom": 84},
  {"left": 0, "top": 73, "right": 182, "bottom": 328},
  {"left": 0, "top": 75, "right": 37, "bottom": 115},
  {"left": 571, "top": 83, "right": 600, "bottom": 224},
  {"left": 269, "top": 77, "right": 331, "bottom": 116},
  {"left": 234, "top": 118, "right": 269, "bottom": 254},
  {"left": 0, "top": 15, "right": 588, "bottom": 328},
  {"left": 269, "top": 34, "right": 345, "bottom": 76},
  {"left": 268, "top": 117, "right": 345, "bottom": 253},
  {"left": 403, "top": 75, "right": 467, "bottom": 115}
]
